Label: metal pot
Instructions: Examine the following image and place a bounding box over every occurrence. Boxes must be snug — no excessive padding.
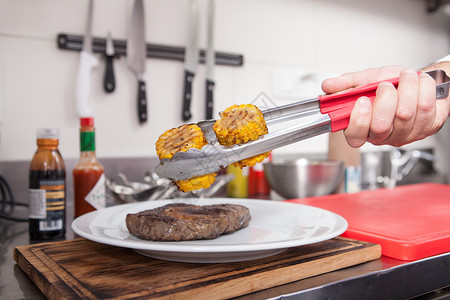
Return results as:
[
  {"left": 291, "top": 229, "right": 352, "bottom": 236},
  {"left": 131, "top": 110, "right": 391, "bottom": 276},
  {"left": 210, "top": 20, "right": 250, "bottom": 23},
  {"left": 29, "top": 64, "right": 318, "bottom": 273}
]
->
[{"left": 263, "top": 159, "right": 344, "bottom": 199}]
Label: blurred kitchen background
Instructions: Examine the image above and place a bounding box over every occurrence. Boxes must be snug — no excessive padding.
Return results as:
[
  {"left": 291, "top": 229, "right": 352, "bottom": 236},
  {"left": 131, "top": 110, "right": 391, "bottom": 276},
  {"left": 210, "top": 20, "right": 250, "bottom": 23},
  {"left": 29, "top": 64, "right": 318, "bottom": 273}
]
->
[{"left": 0, "top": 0, "right": 449, "bottom": 201}]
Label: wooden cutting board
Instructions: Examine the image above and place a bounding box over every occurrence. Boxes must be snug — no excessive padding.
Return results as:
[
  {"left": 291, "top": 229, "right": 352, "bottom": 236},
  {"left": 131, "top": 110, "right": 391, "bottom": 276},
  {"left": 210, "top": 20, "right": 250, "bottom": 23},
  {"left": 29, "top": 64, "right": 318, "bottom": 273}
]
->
[{"left": 14, "top": 237, "right": 380, "bottom": 300}]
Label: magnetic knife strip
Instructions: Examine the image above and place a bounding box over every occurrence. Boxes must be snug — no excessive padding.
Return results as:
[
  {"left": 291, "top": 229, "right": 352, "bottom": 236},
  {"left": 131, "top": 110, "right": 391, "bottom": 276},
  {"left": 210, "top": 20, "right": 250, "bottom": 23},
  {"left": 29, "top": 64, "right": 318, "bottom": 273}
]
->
[{"left": 57, "top": 33, "right": 244, "bottom": 67}]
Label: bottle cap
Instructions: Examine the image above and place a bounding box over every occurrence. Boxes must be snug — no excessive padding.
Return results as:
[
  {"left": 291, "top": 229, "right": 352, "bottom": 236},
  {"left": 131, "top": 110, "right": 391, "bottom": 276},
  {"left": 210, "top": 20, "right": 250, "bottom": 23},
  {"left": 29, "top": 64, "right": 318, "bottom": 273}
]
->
[
  {"left": 36, "top": 128, "right": 59, "bottom": 140},
  {"left": 80, "top": 117, "right": 94, "bottom": 127}
]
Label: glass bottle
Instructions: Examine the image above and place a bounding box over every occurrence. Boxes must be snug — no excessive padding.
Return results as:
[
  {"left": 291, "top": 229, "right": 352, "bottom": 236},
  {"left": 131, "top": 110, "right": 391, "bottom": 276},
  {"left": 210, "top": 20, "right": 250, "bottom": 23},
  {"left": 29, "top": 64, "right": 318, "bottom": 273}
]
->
[
  {"left": 29, "top": 128, "right": 66, "bottom": 240},
  {"left": 73, "top": 117, "right": 105, "bottom": 218},
  {"left": 248, "top": 153, "right": 272, "bottom": 199},
  {"left": 226, "top": 165, "right": 248, "bottom": 198}
]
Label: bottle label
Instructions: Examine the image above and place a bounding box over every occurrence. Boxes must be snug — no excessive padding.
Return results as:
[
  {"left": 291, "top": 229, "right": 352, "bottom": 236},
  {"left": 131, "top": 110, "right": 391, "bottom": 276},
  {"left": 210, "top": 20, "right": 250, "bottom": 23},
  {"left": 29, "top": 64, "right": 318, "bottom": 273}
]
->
[
  {"left": 80, "top": 131, "right": 95, "bottom": 152},
  {"left": 29, "top": 179, "right": 65, "bottom": 231},
  {"left": 84, "top": 173, "right": 106, "bottom": 210},
  {"left": 39, "top": 219, "right": 63, "bottom": 231},
  {"left": 29, "top": 189, "right": 46, "bottom": 218}
]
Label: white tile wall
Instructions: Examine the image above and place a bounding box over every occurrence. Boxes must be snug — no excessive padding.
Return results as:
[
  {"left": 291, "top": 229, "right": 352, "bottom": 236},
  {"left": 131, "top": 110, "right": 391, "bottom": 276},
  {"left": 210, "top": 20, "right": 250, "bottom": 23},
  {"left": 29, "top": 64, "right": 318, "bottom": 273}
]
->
[{"left": 0, "top": 0, "right": 449, "bottom": 161}]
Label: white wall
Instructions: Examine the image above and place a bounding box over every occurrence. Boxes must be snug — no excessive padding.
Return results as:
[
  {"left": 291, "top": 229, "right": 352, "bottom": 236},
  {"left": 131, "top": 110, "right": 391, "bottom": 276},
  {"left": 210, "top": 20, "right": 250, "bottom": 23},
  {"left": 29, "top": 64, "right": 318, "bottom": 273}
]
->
[{"left": 0, "top": 0, "right": 449, "bottom": 162}]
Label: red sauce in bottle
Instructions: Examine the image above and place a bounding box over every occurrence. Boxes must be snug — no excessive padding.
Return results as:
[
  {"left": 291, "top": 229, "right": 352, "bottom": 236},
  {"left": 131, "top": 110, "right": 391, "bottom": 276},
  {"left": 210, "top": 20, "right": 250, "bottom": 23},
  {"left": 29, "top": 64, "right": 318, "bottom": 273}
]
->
[{"left": 73, "top": 118, "right": 105, "bottom": 218}]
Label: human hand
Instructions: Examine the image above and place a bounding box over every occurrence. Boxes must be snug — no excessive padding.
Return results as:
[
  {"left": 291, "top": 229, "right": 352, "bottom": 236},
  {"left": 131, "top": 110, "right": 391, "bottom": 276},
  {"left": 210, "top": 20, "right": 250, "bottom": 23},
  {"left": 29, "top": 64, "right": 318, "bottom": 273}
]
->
[{"left": 321, "top": 65, "right": 450, "bottom": 148}]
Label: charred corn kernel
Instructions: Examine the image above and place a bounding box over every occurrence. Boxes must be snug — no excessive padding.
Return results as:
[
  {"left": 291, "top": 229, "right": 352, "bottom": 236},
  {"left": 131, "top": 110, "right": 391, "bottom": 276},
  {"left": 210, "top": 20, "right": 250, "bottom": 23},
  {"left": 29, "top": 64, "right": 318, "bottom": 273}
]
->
[
  {"left": 174, "top": 172, "right": 217, "bottom": 192},
  {"left": 155, "top": 124, "right": 217, "bottom": 192},
  {"left": 213, "top": 104, "right": 271, "bottom": 168},
  {"left": 232, "top": 151, "right": 271, "bottom": 169},
  {"left": 156, "top": 124, "right": 206, "bottom": 160}
]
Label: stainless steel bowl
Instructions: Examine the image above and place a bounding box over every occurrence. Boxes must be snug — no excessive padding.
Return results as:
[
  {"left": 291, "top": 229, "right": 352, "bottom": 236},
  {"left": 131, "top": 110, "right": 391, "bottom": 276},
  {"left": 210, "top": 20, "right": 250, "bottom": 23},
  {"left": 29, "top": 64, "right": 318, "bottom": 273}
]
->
[
  {"left": 263, "top": 159, "right": 344, "bottom": 199},
  {"left": 106, "top": 172, "right": 235, "bottom": 203},
  {"left": 106, "top": 177, "right": 169, "bottom": 203}
]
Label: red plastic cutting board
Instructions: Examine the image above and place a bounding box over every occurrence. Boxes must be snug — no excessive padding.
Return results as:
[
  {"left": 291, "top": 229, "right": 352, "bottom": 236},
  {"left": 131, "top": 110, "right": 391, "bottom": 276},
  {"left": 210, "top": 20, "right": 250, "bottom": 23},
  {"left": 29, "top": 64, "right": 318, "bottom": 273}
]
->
[{"left": 288, "top": 183, "right": 450, "bottom": 261}]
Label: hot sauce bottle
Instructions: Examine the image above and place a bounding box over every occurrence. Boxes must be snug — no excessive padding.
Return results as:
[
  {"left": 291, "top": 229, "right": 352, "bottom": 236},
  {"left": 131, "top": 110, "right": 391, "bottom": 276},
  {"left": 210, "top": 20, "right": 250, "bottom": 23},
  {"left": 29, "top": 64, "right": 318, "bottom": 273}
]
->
[
  {"left": 248, "top": 153, "right": 272, "bottom": 199},
  {"left": 73, "top": 117, "right": 105, "bottom": 218},
  {"left": 29, "top": 128, "right": 66, "bottom": 240}
]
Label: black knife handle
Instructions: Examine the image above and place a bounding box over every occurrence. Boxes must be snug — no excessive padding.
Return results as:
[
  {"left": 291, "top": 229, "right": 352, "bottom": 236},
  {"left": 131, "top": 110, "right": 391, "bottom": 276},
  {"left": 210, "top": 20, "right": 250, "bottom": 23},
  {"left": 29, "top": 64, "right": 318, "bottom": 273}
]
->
[
  {"left": 182, "top": 70, "right": 194, "bottom": 121},
  {"left": 138, "top": 80, "right": 147, "bottom": 124},
  {"left": 104, "top": 55, "right": 116, "bottom": 93},
  {"left": 205, "top": 79, "right": 215, "bottom": 119}
]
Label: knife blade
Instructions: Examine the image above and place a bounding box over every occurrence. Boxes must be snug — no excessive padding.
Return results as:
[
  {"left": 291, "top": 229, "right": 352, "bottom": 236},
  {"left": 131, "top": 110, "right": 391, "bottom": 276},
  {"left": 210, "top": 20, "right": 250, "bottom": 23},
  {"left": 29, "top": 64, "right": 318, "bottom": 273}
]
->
[
  {"left": 75, "top": 0, "right": 98, "bottom": 117},
  {"left": 127, "top": 0, "right": 147, "bottom": 124},
  {"left": 104, "top": 31, "right": 116, "bottom": 93},
  {"left": 182, "top": 0, "right": 200, "bottom": 121},
  {"left": 205, "top": 0, "right": 215, "bottom": 119}
]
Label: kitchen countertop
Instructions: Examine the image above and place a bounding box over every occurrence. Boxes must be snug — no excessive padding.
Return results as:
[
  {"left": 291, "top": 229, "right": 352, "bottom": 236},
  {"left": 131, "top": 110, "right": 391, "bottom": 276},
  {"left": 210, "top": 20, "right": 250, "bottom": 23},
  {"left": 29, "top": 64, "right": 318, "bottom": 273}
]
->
[{"left": 1, "top": 203, "right": 449, "bottom": 300}]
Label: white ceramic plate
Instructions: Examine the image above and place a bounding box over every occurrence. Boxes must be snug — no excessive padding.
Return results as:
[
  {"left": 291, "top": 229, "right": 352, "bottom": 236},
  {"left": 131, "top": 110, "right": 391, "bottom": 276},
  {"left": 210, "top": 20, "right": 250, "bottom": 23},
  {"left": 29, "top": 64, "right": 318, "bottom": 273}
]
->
[{"left": 71, "top": 198, "right": 347, "bottom": 263}]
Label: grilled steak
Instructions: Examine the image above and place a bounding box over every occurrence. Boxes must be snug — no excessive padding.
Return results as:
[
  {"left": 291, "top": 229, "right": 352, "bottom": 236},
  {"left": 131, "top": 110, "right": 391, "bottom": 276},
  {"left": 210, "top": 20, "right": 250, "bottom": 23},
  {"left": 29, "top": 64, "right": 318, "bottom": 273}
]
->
[{"left": 126, "top": 203, "right": 251, "bottom": 241}]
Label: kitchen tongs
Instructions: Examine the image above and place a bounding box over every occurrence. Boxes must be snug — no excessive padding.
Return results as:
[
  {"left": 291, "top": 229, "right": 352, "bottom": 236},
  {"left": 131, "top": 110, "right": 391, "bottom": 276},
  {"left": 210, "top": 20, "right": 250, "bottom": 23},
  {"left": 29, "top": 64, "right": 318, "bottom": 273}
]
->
[{"left": 156, "top": 70, "right": 450, "bottom": 180}]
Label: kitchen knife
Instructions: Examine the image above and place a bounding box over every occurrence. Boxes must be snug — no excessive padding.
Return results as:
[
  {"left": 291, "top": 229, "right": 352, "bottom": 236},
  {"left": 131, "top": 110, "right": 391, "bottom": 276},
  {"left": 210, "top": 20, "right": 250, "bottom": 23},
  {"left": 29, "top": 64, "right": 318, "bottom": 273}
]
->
[
  {"left": 75, "top": 0, "right": 98, "bottom": 117},
  {"left": 205, "top": 0, "right": 215, "bottom": 119},
  {"left": 127, "top": 0, "right": 147, "bottom": 124},
  {"left": 104, "top": 31, "right": 116, "bottom": 93},
  {"left": 182, "top": 0, "right": 200, "bottom": 121}
]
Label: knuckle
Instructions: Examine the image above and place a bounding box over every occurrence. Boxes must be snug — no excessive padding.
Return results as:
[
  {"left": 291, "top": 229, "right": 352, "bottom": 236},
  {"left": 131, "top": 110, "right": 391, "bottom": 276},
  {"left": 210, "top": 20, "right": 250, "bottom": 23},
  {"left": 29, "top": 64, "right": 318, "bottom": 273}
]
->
[
  {"left": 400, "top": 68, "right": 418, "bottom": 77},
  {"left": 417, "top": 100, "right": 434, "bottom": 114},
  {"left": 370, "top": 119, "right": 392, "bottom": 136},
  {"left": 419, "top": 72, "right": 435, "bottom": 83},
  {"left": 377, "top": 83, "right": 398, "bottom": 97},
  {"left": 395, "top": 107, "right": 415, "bottom": 122}
]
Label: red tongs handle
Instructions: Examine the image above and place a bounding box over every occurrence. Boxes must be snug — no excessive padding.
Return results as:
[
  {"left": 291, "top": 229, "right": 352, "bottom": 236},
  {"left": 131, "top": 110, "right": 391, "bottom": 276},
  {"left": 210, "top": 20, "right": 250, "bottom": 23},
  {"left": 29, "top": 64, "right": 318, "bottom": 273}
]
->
[{"left": 318, "top": 74, "right": 419, "bottom": 132}]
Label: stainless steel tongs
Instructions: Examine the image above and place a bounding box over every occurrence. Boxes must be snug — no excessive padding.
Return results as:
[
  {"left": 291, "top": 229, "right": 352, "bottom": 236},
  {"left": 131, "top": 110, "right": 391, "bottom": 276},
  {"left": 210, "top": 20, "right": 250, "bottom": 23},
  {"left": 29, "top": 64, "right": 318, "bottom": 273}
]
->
[{"left": 156, "top": 70, "right": 450, "bottom": 181}]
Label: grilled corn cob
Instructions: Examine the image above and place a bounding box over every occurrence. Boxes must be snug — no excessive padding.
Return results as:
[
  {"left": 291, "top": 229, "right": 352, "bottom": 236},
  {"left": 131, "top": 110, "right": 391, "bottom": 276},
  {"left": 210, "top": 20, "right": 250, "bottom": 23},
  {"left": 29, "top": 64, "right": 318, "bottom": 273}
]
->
[
  {"left": 213, "top": 104, "right": 271, "bottom": 168},
  {"left": 156, "top": 124, "right": 217, "bottom": 192}
]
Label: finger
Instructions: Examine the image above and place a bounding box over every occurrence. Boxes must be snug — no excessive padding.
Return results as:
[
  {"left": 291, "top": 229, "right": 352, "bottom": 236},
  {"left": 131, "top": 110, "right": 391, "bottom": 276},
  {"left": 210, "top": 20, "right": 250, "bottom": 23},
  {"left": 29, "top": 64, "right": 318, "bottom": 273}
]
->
[
  {"left": 367, "top": 82, "right": 398, "bottom": 145},
  {"left": 343, "top": 96, "right": 372, "bottom": 148},
  {"left": 321, "top": 72, "right": 364, "bottom": 94},
  {"left": 321, "top": 66, "right": 405, "bottom": 94},
  {"left": 409, "top": 73, "right": 437, "bottom": 140},
  {"left": 321, "top": 69, "right": 379, "bottom": 94},
  {"left": 384, "top": 69, "right": 419, "bottom": 146}
]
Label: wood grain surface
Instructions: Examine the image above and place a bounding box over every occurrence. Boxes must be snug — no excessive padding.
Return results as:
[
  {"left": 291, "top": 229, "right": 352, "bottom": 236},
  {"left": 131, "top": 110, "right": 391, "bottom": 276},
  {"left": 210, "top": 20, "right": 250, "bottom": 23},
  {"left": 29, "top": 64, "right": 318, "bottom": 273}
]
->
[{"left": 14, "top": 237, "right": 381, "bottom": 300}]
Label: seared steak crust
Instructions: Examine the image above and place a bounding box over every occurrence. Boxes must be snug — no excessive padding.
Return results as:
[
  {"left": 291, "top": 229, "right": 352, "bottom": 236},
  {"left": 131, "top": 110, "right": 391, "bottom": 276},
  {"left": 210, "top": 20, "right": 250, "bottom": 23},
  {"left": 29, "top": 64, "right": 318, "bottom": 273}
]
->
[{"left": 126, "top": 203, "right": 251, "bottom": 241}]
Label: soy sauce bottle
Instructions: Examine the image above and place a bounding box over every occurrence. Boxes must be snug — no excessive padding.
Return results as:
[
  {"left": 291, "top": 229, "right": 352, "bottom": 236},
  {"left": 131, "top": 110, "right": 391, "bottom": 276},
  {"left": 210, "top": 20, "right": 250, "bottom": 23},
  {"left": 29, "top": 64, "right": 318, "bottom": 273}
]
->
[{"left": 29, "top": 128, "right": 66, "bottom": 240}]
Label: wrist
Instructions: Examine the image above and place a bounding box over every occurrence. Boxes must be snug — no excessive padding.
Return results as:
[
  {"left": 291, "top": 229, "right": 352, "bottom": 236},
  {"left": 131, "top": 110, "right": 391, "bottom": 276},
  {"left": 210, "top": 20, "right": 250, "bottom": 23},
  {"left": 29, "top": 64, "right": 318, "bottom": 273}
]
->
[{"left": 421, "top": 58, "right": 450, "bottom": 75}]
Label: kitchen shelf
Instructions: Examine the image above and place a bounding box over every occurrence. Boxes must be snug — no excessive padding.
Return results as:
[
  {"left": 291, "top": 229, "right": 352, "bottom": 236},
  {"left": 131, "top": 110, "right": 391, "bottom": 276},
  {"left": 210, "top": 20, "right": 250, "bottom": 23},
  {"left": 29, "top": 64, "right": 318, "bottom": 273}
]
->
[{"left": 57, "top": 33, "right": 244, "bottom": 67}]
